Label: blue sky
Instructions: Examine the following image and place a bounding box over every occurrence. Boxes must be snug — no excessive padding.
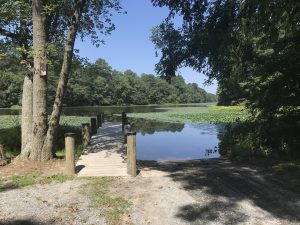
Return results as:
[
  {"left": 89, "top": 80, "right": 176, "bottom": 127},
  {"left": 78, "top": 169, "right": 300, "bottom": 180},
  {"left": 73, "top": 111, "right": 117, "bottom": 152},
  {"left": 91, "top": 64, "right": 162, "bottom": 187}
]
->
[{"left": 75, "top": 0, "right": 217, "bottom": 94}]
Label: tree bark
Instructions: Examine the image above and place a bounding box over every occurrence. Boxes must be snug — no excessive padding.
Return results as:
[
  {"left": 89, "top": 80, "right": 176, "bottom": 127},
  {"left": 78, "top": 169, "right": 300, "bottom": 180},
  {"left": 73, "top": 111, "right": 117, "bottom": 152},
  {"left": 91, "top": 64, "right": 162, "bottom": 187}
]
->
[
  {"left": 43, "top": 0, "right": 86, "bottom": 155},
  {"left": 0, "top": 144, "right": 8, "bottom": 166},
  {"left": 31, "top": 0, "right": 49, "bottom": 161},
  {"left": 20, "top": 74, "right": 33, "bottom": 159},
  {"left": 15, "top": 1, "right": 34, "bottom": 161}
]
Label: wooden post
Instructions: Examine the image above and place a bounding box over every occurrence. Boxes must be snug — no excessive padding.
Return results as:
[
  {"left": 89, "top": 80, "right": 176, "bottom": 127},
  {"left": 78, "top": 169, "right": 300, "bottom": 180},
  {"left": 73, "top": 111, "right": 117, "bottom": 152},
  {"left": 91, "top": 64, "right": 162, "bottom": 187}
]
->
[
  {"left": 101, "top": 112, "right": 105, "bottom": 123},
  {"left": 65, "top": 133, "right": 75, "bottom": 175},
  {"left": 123, "top": 122, "right": 131, "bottom": 144},
  {"left": 127, "top": 132, "right": 137, "bottom": 177},
  {"left": 97, "top": 114, "right": 102, "bottom": 127},
  {"left": 91, "top": 117, "right": 97, "bottom": 135},
  {"left": 122, "top": 112, "right": 127, "bottom": 122},
  {"left": 81, "top": 123, "right": 91, "bottom": 147},
  {"left": 122, "top": 112, "right": 128, "bottom": 131}
]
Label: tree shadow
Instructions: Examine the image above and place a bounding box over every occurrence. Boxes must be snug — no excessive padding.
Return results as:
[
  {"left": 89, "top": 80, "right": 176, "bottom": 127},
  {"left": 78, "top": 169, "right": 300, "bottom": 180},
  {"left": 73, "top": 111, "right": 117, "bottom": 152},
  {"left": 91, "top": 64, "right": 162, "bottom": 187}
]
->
[
  {"left": 0, "top": 219, "right": 54, "bottom": 225},
  {"left": 0, "top": 183, "right": 19, "bottom": 193},
  {"left": 75, "top": 165, "right": 85, "bottom": 173},
  {"left": 138, "top": 159, "right": 300, "bottom": 223}
]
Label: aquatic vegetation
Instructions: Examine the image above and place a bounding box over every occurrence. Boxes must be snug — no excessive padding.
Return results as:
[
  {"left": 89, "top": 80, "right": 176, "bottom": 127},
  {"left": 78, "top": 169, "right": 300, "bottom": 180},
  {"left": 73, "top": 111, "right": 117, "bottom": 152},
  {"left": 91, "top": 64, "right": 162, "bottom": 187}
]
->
[
  {"left": 129, "top": 106, "right": 248, "bottom": 123},
  {"left": 171, "top": 106, "right": 249, "bottom": 123}
]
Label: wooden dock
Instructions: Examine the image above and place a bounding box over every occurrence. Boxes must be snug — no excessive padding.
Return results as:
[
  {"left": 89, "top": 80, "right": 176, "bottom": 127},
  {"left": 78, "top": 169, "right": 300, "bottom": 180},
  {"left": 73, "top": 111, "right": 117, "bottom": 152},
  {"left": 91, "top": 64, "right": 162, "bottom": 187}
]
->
[{"left": 76, "top": 122, "right": 129, "bottom": 177}]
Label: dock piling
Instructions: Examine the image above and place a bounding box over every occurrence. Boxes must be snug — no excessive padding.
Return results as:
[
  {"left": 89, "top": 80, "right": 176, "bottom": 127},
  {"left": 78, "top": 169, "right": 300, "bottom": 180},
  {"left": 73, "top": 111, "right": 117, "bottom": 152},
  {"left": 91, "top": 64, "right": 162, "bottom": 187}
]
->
[
  {"left": 91, "top": 117, "right": 97, "bottom": 135},
  {"left": 65, "top": 133, "right": 75, "bottom": 175},
  {"left": 127, "top": 132, "right": 137, "bottom": 177},
  {"left": 81, "top": 123, "right": 91, "bottom": 147},
  {"left": 97, "top": 114, "right": 103, "bottom": 127}
]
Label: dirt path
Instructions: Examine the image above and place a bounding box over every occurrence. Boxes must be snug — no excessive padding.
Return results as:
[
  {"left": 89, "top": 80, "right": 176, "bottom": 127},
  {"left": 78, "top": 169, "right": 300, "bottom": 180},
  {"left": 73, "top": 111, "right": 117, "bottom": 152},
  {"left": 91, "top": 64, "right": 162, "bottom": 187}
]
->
[
  {"left": 0, "top": 159, "right": 299, "bottom": 225},
  {"left": 112, "top": 159, "right": 300, "bottom": 225},
  {"left": 0, "top": 180, "right": 106, "bottom": 225}
]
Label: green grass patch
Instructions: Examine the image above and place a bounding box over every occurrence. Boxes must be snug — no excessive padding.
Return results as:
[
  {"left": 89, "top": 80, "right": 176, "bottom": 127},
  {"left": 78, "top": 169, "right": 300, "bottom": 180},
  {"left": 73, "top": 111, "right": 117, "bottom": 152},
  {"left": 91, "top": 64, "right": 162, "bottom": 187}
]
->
[
  {"left": 0, "top": 115, "right": 90, "bottom": 129},
  {"left": 0, "top": 116, "right": 87, "bottom": 159},
  {"left": 0, "top": 173, "right": 74, "bottom": 191},
  {"left": 81, "top": 177, "right": 130, "bottom": 225},
  {"left": 37, "top": 174, "right": 74, "bottom": 184}
]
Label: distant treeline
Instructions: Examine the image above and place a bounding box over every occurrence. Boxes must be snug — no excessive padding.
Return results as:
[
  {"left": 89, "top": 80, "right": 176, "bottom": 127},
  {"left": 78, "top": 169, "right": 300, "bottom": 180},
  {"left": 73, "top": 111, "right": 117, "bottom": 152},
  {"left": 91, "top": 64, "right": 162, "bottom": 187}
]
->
[{"left": 0, "top": 56, "right": 216, "bottom": 108}]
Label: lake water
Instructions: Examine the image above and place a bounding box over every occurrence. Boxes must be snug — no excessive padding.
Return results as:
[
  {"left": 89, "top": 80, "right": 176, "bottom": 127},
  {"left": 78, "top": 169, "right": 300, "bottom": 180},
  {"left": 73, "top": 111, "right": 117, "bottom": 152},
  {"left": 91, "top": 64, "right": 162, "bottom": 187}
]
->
[
  {"left": 135, "top": 122, "right": 221, "bottom": 161},
  {"left": 128, "top": 118, "right": 221, "bottom": 160},
  {"left": 0, "top": 104, "right": 222, "bottom": 161}
]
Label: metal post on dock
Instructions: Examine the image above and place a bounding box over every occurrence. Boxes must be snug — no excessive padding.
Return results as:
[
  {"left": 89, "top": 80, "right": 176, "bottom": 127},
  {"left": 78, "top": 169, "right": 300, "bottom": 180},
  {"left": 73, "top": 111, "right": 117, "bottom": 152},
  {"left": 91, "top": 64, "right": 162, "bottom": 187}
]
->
[
  {"left": 91, "top": 117, "right": 97, "bottom": 135},
  {"left": 127, "top": 132, "right": 137, "bottom": 177},
  {"left": 65, "top": 133, "right": 75, "bottom": 175}
]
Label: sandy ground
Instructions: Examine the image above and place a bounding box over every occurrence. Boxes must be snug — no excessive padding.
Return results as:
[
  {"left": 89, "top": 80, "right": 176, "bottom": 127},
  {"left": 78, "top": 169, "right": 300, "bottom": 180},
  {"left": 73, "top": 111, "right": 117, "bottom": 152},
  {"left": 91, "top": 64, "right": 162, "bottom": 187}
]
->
[
  {"left": 113, "top": 159, "right": 300, "bottom": 225},
  {"left": 0, "top": 159, "right": 300, "bottom": 225},
  {"left": 0, "top": 179, "right": 106, "bottom": 225}
]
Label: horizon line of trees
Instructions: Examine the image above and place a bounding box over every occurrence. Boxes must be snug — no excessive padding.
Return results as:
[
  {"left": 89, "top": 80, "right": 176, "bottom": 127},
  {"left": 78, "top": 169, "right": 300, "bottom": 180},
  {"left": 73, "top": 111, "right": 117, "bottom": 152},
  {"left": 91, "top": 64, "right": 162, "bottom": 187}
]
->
[{"left": 0, "top": 57, "right": 217, "bottom": 108}]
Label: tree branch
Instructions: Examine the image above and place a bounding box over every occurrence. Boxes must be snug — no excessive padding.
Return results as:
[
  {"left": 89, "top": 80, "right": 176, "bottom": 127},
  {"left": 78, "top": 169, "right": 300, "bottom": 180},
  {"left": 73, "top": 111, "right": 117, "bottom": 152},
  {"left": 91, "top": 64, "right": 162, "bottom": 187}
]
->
[{"left": 0, "top": 27, "right": 19, "bottom": 40}]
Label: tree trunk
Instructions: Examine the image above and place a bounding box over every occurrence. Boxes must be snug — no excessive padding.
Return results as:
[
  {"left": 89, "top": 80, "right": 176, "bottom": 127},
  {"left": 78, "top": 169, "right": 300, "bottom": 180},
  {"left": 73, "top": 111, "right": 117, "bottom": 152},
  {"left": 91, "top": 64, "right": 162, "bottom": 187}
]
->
[
  {"left": 0, "top": 144, "right": 8, "bottom": 166},
  {"left": 43, "top": 0, "right": 86, "bottom": 155},
  {"left": 17, "top": 2, "right": 35, "bottom": 161},
  {"left": 19, "top": 74, "right": 33, "bottom": 159},
  {"left": 31, "top": 0, "right": 49, "bottom": 161}
]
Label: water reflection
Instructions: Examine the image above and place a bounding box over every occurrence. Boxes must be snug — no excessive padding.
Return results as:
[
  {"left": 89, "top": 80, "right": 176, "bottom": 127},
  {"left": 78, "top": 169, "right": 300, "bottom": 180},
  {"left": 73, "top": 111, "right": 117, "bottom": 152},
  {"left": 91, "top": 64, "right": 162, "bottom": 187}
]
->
[
  {"left": 136, "top": 122, "right": 221, "bottom": 161},
  {"left": 129, "top": 118, "right": 184, "bottom": 135}
]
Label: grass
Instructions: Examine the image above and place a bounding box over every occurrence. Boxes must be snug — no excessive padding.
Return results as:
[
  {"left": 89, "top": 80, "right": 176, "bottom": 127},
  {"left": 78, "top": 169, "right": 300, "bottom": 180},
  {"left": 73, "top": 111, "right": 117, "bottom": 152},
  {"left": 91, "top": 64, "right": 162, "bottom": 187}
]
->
[
  {"left": 81, "top": 177, "right": 130, "bottom": 225},
  {"left": 0, "top": 116, "right": 87, "bottom": 159},
  {"left": 0, "top": 173, "right": 74, "bottom": 191},
  {"left": 128, "top": 105, "right": 249, "bottom": 123},
  {"left": 0, "top": 115, "right": 90, "bottom": 129}
]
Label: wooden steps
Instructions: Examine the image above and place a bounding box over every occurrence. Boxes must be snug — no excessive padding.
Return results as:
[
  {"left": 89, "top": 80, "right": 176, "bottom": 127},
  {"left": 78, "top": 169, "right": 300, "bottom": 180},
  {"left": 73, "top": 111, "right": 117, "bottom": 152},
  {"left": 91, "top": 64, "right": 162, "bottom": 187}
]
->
[{"left": 76, "top": 122, "right": 129, "bottom": 177}]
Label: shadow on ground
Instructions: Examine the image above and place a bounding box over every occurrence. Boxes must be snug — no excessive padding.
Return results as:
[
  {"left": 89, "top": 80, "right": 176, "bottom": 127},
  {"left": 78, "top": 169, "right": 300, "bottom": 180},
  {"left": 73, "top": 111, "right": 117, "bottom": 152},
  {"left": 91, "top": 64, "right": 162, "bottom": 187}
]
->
[
  {"left": 0, "top": 219, "right": 54, "bottom": 225},
  {"left": 138, "top": 159, "right": 300, "bottom": 224}
]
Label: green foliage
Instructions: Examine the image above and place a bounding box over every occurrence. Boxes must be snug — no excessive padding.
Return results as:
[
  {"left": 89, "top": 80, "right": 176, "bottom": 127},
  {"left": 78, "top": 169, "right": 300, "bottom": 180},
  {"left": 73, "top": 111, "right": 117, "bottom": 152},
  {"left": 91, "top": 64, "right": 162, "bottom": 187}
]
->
[
  {"left": 151, "top": 0, "right": 300, "bottom": 159},
  {"left": 0, "top": 121, "right": 21, "bottom": 157},
  {"left": 0, "top": 54, "right": 216, "bottom": 108},
  {"left": 81, "top": 177, "right": 130, "bottom": 225}
]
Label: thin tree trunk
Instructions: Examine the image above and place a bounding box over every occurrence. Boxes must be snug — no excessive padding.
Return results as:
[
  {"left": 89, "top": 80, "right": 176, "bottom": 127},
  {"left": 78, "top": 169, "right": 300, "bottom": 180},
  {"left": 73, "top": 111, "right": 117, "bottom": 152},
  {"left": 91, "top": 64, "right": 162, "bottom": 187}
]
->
[
  {"left": 31, "top": 0, "right": 49, "bottom": 161},
  {"left": 43, "top": 0, "right": 86, "bottom": 155},
  {"left": 20, "top": 75, "right": 33, "bottom": 159}
]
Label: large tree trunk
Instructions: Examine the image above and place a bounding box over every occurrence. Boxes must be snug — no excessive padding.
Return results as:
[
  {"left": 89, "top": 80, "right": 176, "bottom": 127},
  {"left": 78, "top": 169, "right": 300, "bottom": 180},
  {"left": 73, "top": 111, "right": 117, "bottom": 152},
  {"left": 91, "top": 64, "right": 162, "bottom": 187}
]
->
[
  {"left": 43, "top": 0, "right": 86, "bottom": 155},
  {"left": 20, "top": 75, "right": 33, "bottom": 159},
  {"left": 18, "top": 2, "right": 34, "bottom": 161},
  {"left": 31, "top": 0, "right": 49, "bottom": 161}
]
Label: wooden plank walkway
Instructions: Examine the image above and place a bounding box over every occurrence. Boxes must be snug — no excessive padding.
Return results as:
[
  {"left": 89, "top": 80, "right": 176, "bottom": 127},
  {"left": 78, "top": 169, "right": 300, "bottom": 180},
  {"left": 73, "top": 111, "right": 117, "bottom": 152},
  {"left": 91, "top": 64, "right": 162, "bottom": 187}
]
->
[{"left": 76, "top": 122, "right": 129, "bottom": 177}]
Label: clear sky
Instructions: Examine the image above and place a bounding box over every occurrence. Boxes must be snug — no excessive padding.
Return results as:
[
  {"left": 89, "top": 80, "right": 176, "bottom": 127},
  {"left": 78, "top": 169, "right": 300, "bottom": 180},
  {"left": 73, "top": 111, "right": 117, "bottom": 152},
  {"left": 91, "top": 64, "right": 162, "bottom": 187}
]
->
[{"left": 74, "top": 0, "right": 217, "bottom": 94}]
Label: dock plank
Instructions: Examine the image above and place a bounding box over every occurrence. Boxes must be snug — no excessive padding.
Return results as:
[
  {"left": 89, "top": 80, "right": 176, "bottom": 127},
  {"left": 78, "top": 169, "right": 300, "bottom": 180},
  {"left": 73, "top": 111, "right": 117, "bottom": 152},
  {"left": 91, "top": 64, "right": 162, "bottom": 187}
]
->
[{"left": 76, "top": 122, "right": 128, "bottom": 177}]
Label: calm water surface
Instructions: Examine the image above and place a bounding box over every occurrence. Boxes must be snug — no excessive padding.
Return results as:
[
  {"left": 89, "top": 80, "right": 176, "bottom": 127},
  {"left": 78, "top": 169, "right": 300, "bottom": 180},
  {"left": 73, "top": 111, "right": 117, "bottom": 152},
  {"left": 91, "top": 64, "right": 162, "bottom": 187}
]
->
[
  {"left": 0, "top": 104, "right": 222, "bottom": 161},
  {"left": 134, "top": 121, "right": 221, "bottom": 161}
]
